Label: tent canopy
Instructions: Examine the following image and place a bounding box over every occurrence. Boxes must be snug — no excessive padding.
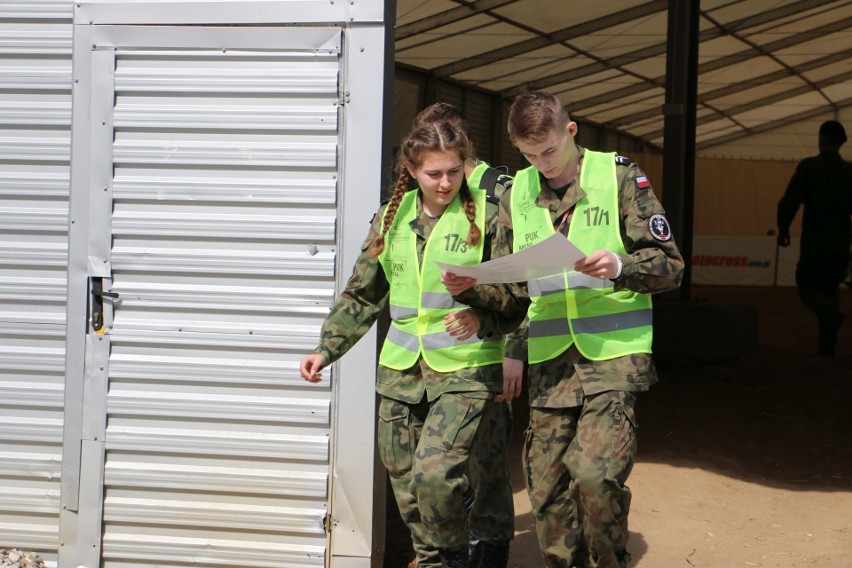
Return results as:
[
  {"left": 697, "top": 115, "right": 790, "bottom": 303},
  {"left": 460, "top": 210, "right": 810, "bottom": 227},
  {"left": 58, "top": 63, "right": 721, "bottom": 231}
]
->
[{"left": 395, "top": 0, "right": 852, "bottom": 161}]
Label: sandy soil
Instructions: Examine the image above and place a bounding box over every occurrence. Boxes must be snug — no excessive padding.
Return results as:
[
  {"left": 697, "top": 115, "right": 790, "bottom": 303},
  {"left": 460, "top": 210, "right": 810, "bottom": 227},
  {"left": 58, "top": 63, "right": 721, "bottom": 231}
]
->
[{"left": 384, "top": 285, "right": 852, "bottom": 568}]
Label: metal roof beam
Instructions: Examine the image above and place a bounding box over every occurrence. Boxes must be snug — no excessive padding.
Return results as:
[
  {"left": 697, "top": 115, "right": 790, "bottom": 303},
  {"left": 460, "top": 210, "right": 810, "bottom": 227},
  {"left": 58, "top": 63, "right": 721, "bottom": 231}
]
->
[
  {"left": 702, "top": 8, "right": 835, "bottom": 109},
  {"left": 685, "top": 17, "right": 852, "bottom": 76},
  {"left": 695, "top": 96, "right": 852, "bottom": 150},
  {"left": 396, "top": 0, "right": 520, "bottom": 40},
  {"left": 500, "top": 0, "right": 843, "bottom": 98},
  {"left": 432, "top": 0, "right": 667, "bottom": 78},
  {"left": 720, "top": 72, "right": 852, "bottom": 117},
  {"left": 569, "top": 44, "right": 852, "bottom": 116},
  {"left": 605, "top": 49, "right": 852, "bottom": 128},
  {"left": 641, "top": 69, "right": 852, "bottom": 140}
]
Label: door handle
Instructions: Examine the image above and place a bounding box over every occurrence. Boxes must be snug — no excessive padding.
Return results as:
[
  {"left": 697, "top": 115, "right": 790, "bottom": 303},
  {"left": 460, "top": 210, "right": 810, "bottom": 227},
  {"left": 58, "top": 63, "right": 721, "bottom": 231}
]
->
[{"left": 90, "top": 277, "right": 118, "bottom": 332}]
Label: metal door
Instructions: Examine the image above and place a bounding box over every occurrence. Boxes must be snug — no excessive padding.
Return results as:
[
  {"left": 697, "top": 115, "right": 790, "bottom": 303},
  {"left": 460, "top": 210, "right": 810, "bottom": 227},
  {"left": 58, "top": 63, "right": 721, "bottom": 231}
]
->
[{"left": 63, "top": 24, "right": 342, "bottom": 568}]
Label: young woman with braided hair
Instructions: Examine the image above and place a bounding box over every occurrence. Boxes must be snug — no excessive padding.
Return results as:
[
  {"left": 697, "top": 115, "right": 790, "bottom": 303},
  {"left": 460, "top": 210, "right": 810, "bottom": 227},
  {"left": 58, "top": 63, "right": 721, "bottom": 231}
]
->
[
  {"left": 300, "top": 119, "right": 525, "bottom": 568},
  {"left": 370, "top": 129, "right": 482, "bottom": 256},
  {"left": 410, "top": 103, "right": 519, "bottom": 568}
]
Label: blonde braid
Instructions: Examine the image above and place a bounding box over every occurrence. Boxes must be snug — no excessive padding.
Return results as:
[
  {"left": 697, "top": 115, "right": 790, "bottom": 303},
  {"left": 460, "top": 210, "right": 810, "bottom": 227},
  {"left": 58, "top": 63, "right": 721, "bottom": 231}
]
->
[
  {"left": 366, "top": 170, "right": 412, "bottom": 257},
  {"left": 459, "top": 180, "right": 481, "bottom": 246}
]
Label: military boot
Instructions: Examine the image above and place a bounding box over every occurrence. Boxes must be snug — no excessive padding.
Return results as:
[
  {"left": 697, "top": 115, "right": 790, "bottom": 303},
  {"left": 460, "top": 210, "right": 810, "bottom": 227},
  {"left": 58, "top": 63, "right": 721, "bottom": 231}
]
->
[
  {"left": 818, "top": 313, "right": 844, "bottom": 356},
  {"left": 439, "top": 547, "right": 469, "bottom": 568},
  {"left": 469, "top": 539, "right": 509, "bottom": 568}
]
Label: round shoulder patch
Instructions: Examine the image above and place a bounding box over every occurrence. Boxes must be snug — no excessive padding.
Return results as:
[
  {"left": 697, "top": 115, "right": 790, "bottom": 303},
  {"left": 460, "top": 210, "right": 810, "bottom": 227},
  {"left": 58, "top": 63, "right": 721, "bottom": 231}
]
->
[{"left": 648, "top": 214, "right": 672, "bottom": 242}]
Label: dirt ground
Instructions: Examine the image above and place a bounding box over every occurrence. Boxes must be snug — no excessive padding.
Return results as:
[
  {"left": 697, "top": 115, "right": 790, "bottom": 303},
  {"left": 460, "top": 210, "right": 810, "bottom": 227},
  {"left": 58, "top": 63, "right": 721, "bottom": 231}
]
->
[{"left": 383, "top": 284, "right": 852, "bottom": 568}]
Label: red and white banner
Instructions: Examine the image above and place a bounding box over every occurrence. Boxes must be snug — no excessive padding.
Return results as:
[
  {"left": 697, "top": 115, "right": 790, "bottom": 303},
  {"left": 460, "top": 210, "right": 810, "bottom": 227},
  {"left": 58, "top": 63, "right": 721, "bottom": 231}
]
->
[
  {"left": 691, "top": 235, "right": 799, "bottom": 286},
  {"left": 775, "top": 236, "right": 800, "bottom": 287}
]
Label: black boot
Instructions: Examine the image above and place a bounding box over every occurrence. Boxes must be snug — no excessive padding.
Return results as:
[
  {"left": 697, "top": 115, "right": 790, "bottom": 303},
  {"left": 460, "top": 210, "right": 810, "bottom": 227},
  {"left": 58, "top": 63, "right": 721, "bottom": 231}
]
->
[
  {"left": 439, "top": 547, "right": 469, "bottom": 568},
  {"left": 469, "top": 540, "right": 509, "bottom": 568},
  {"left": 818, "top": 313, "right": 844, "bottom": 356},
  {"left": 469, "top": 540, "right": 483, "bottom": 568}
]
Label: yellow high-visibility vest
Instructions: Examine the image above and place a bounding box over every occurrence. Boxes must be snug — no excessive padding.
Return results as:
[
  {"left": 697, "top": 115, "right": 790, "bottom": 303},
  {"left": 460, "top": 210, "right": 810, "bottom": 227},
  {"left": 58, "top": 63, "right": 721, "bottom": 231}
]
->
[
  {"left": 511, "top": 150, "right": 653, "bottom": 363},
  {"left": 467, "top": 161, "right": 490, "bottom": 192},
  {"left": 378, "top": 188, "right": 504, "bottom": 372}
]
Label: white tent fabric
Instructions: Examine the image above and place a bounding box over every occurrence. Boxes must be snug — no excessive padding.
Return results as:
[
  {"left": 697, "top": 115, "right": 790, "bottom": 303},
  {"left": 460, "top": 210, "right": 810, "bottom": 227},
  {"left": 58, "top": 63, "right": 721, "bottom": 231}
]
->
[{"left": 395, "top": 0, "right": 852, "bottom": 162}]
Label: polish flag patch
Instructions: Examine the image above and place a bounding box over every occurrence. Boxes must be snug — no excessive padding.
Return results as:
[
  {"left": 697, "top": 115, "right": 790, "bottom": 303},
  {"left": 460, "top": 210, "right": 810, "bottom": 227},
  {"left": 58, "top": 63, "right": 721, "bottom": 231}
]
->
[{"left": 635, "top": 176, "right": 651, "bottom": 190}]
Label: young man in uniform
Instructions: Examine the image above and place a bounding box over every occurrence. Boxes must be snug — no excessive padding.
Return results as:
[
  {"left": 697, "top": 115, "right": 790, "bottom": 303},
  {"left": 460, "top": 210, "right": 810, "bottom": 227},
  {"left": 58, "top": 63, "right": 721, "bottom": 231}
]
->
[
  {"left": 777, "top": 120, "right": 852, "bottom": 356},
  {"left": 494, "top": 91, "right": 683, "bottom": 568}
]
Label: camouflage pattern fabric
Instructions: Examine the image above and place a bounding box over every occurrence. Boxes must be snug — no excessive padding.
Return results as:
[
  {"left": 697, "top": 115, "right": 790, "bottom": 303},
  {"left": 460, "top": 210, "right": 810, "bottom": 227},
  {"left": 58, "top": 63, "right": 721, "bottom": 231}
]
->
[
  {"left": 316, "top": 196, "right": 526, "bottom": 403},
  {"left": 468, "top": 399, "right": 514, "bottom": 543},
  {"left": 498, "top": 146, "right": 684, "bottom": 383},
  {"left": 522, "top": 390, "right": 637, "bottom": 568},
  {"left": 495, "top": 148, "right": 684, "bottom": 567},
  {"left": 378, "top": 392, "right": 496, "bottom": 567},
  {"left": 526, "top": 346, "right": 657, "bottom": 408},
  {"left": 378, "top": 396, "right": 440, "bottom": 568},
  {"left": 315, "top": 190, "right": 523, "bottom": 566}
]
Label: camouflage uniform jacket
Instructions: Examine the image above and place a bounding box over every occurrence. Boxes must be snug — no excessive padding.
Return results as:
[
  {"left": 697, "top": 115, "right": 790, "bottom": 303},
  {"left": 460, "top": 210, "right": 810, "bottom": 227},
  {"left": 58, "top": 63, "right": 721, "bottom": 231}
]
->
[
  {"left": 498, "top": 146, "right": 685, "bottom": 408},
  {"left": 314, "top": 188, "right": 526, "bottom": 404}
]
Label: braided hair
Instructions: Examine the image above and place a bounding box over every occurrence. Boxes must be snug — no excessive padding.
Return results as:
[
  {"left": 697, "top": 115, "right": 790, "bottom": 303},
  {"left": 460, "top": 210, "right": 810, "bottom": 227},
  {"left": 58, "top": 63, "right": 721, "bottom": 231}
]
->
[{"left": 367, "top": 120, "right": 480, "bottom": 257}]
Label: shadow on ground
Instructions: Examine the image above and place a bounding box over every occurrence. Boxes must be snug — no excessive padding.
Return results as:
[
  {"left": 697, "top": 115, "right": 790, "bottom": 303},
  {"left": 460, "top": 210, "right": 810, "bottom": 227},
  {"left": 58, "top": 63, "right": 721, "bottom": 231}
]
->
[
  {"left": 383, "top": 285, "right": 852, "bottom": 567},
  {"left": 641, "top": 285, "right": 851, "bottom": 491}
]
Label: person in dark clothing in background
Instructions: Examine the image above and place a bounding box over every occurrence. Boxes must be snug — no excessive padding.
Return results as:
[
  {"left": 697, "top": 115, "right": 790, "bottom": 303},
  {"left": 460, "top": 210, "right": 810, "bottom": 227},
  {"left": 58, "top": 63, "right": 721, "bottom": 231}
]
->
[{"left": 777, "top": 120, "right": 852, "bottom": 356}]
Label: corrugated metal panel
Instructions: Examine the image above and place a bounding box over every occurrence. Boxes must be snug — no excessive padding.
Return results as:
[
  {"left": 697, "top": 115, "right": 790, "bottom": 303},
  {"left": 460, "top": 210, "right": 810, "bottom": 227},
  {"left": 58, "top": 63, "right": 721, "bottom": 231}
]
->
[
  {"left": 100, "top": 47, "right": 338, "bottom": 568},
  {"left": 0, "top": 1, "right": 72, "bottom": 20},
  {"left": 0, "top": 1, "right": 72, "bottom": 565}
]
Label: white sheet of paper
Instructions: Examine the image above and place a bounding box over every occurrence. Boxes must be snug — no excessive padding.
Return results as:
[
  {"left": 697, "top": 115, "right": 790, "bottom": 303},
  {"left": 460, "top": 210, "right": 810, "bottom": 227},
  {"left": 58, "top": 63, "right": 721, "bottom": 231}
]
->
[{"left": 436, "top": 233, "right": 587, "bottom": 284}]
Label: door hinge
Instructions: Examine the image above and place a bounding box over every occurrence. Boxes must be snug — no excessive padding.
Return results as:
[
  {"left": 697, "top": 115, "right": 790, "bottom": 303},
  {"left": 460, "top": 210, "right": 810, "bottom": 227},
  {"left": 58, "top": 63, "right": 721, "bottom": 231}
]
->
[{"left": 323, "top": 513, "right": 335, "bottom": 533}]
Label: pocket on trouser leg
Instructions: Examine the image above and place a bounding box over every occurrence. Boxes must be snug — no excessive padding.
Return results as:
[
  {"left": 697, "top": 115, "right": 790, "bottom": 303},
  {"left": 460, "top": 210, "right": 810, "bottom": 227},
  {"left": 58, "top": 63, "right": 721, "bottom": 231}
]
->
[
  {"left": 605, "top": 393, "right": 638, "bottom": 486},
  {"left": 469, "top": 402, "right": 514, "bottom": 541},
  {"left": 416, "top": 394, "right": 490, "bottom": 549},
  {"left": 578, "top": 392, "right": 637, "bottom": 567},
  {"left": 422, "top": 394, "right": 488, "bottom": 454},
  {"left": 525, "top": 409, "right": 586, "bottom": 567},
  {"left": 377, "top": 398, "right": 415, "bottom": 477}
]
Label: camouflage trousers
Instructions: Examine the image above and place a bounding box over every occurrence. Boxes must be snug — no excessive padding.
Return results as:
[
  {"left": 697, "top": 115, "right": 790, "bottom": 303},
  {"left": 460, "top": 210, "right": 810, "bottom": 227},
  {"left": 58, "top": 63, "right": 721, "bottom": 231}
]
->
[
  {"left": 378, "top": 392, "right": 514, "bottom": 567},
  {"left": 522, "top": 390, "right": 637, "bottom": 568},
  {"left": 468, "top": 400, "right": 514, "bottom": 544}
]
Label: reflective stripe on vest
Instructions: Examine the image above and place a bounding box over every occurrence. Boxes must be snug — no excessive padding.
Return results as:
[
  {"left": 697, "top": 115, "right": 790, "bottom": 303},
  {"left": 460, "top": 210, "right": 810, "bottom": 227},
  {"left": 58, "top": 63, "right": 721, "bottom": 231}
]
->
[
  {"left": 387, "top": 324, "right": 485, "bottom": 352},
  {"left": 529, "top": 308, "right": 652, "bottom": 337},
  {"left": 421, "top": 292, "right": 466, "bottom": 310},
  {"left": 390, "top": 305, "right": 418, "bottom": 320},
  {"left": 389, "top": 292, "right": 464, "bottom": 319},
  {"left": 528, "top": 273, "right": 608, "bottom": 297},
  {"left": 378, "top": 188, "right": 504, "bottom": 372},
  {"left": 512, "top": 150, "right": 653, "bottom": 362}
]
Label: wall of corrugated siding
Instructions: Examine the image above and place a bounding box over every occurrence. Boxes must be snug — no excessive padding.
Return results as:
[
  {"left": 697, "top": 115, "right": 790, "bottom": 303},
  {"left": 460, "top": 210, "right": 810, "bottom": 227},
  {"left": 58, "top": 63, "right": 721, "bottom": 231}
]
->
[
  {"left": 96, "top": 47, "right": 339, "bottom": 567},
  {"left": 0, "top": 1, "right": 72, "bottom": 564}
]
